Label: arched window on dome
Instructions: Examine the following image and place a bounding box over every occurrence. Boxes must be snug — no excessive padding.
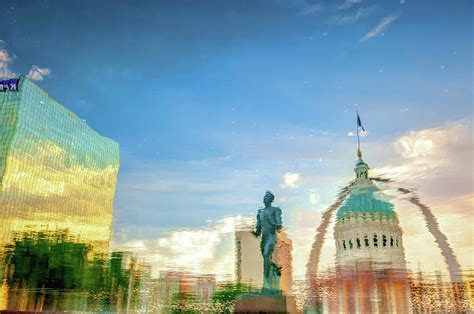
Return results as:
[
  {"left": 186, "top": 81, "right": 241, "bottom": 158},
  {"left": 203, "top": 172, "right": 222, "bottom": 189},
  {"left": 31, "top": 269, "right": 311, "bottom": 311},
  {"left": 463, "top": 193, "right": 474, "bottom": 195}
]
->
[
  {"left": 382, "top": 235, "right": 387, "bottom": 247},
  {"left": 356, "top": 238, "right": 361, "bottom": 248},
  {"left": 390, "top": 236, "right": 394, "bottom": 247},
  {"left": 364, "top": 235, "right": 369, "bottom": 247},
  {"left": 396, "top": 237, "right": 399, "bottom": 247},
  {"left": 349, "top": 239, "right": 353, "bottom": 249},
  {"left": 342, "top": 240, "right": 346, "bottom": 250},
  {"left": 373, "top": 234, "right": 378, "bottom": 247}
]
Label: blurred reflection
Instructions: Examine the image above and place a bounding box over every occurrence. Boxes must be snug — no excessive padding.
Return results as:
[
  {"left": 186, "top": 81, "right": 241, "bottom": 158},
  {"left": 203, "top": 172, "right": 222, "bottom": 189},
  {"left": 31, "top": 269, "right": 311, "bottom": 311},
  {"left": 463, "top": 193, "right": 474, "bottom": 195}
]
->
[{"left": 0, "top": 231, "right": 140, "bottom": 312}]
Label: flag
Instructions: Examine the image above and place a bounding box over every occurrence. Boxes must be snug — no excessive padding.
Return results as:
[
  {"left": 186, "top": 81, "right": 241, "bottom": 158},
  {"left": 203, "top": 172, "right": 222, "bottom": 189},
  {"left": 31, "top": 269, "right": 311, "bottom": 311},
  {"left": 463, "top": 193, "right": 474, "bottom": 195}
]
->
[
  {"left": 357, "top": 112, "right": 365, "bottom": 131},
  {"left": 0, "top": 78, "right": 19, "bottom": 92}
]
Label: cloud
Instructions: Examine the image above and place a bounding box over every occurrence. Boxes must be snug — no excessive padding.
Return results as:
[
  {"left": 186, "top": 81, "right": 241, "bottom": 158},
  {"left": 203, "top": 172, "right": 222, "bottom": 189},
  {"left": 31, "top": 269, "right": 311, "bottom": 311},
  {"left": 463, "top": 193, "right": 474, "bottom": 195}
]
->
[
  {"left": 347, "top": 130, "right": 368, "bottom": 137},
  {"left": 338, "top": 0, "right": 362, "bottom": 10},
  {"left": 333, "top": 8, "right": 374, "bottom": 24},
  {"left": 281, "top": 172, "right": 301, "bottom": 188},
  {"left": 372, "top": 121, "right": 473, "bottom": 193},
  {"left": 367, "top": 122, "right": 473, "bottom": 276},
  {"left": 113, "top": 121, "right": 473, "bottom": 281},
  {"left": 0, "top": 49, "right": 17, "bottom": 79},
  {"left": 309, "top": 191, "right": 320, "bottom": 204},
  {"left": 114, "top": 215, "right": 254, "bottom": 280},
  {"left": 27, "top": 65, "right": 51, "bottom": 81},
  {"left": 297, "top": 3, "right": 324, "bottom": 16},
  {"left": 0, "top": 44, "right": 51, "bottom": 81},
  {"left": 360, "top": 13, "right": 400, "bottom": 42}
]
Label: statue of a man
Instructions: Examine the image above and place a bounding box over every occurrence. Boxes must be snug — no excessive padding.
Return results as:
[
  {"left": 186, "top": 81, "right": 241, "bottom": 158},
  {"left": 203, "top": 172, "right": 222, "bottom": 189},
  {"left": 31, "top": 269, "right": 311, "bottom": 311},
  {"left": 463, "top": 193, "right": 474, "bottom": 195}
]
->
[{"left": 253, "top": 191, "right": 283, "bottom": 292}]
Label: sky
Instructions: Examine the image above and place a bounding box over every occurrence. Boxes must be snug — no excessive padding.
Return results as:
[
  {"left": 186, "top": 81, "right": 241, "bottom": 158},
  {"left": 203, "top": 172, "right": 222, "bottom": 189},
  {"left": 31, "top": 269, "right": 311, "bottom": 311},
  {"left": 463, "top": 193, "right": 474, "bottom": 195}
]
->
[{"left": 0, "top": 0, "right": 472, "bottom": 279}]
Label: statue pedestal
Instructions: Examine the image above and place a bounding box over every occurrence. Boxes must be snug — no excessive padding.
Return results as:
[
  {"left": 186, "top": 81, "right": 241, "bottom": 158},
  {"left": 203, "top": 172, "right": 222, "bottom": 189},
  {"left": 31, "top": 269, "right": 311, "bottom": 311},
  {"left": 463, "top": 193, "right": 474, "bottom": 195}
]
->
[{"left": 235, "top": 292, "right": 288, "bottom": 313}]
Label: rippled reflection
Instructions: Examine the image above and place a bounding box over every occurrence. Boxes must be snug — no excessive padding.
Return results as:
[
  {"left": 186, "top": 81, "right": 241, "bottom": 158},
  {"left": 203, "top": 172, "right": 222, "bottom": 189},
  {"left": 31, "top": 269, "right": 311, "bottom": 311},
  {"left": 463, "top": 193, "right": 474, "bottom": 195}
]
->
[
  {"left": 0, "top": 231, "right": 140, "bottom": 312},
  {"left": 1, "top": 239, "right": 471, "bottom": 313},
  {"left": 0, "top": 78, "right": 472, "bottom": 313}
]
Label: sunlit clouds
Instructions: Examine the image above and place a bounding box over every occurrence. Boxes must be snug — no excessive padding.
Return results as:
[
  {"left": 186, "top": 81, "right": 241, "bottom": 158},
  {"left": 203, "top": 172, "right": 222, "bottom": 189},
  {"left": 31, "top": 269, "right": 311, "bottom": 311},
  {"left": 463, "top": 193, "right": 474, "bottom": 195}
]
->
[
  {"left": 0, "top": 48, "right": 16, "bottom": 79},
  {"left": 115, "top": 215, "right": 254, "bottom": 280},
  {"left": 372, "top": 121, "right": 473, "bottom": 188},
  {"left": 0, "top": 43, "right": 51, "bottom": 81},
  {"left": 27, "top": 65, "right": 51, "bottom": 81},
  {"left": 115, "top": 121, "right": 473, "bottom": 279},
  {"left": 282, "top": 172, "right": 301, "bottom": 188}
]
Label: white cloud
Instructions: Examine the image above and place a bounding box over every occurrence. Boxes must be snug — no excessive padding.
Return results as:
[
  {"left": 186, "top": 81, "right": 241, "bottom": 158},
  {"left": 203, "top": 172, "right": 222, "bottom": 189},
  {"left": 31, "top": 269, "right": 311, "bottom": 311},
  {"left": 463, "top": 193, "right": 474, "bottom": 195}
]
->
[
  {"left": 27, "top": 65, "right": 51, "bottom": 81},
  {"left": 0, "top": 49, "right": 17, "bottom": 79},
  {"left": 360, "top": 13, "right": 400, "bottom": 42},
  {"left": 372, "top": 121, "right": 473, "bottom": 190},
  {"left": 114, "top": 215, "right": 254, "bottom": 280},
  {"left": 281, "top": 172, "right": 301, "bottom": 188},
  {"left": 309, "top": 191, "right": 320, "bottom": 204},
  {"left": 332, "top": 6, "right": 376, "bottom": 24},
  {"left": 0, "top": 44, "right": 51, "bottom": 81},
  {"left": 297, "top": 3, "right": 324, "bottom": 16},
  {"left": 368, "top": 122, "right": 474, "bottom": 275},
  {"left": 347, "top": 130, "right": 368, "bottom": 137},
  {"left": 338, "top": 0, "right": 362, "bottom": 9}
]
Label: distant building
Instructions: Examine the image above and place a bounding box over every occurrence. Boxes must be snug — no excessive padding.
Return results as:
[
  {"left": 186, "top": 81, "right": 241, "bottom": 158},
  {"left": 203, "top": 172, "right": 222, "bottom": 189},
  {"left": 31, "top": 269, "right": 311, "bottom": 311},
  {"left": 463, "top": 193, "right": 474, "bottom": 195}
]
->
[
  {"left": 154, "top": 270, "right": 216, "bottom": 312},
  {"left": 235, "top": 229, "right": 293, "bottom": 295},
  {"left": 0, "top": 77, "right": 119, "bottom": 253}
]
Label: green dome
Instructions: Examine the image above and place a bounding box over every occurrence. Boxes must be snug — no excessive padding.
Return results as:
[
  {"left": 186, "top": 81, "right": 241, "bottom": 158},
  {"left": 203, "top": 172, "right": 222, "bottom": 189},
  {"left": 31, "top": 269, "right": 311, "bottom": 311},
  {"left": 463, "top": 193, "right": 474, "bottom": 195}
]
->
[
  {"left": 336, "top": 157, "right": 396, "bottom": 221},
  {"left": 336, "top": 185, "right": 396, "bottom": 220}
]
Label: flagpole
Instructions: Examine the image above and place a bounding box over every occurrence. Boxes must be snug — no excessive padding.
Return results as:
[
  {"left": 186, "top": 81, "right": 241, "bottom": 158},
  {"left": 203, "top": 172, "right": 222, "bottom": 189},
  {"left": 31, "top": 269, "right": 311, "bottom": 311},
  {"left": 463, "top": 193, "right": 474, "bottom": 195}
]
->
[{"left": 356, "top": 110, "right": 361, "bottom": 159}]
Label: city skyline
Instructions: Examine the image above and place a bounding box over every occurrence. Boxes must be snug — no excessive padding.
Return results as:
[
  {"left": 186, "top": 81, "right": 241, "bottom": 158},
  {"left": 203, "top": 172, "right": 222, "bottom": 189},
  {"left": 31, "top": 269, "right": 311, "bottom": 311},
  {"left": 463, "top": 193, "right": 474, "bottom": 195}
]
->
[{"left": 0, "top": 0, "right": 472, "bottom": 281}]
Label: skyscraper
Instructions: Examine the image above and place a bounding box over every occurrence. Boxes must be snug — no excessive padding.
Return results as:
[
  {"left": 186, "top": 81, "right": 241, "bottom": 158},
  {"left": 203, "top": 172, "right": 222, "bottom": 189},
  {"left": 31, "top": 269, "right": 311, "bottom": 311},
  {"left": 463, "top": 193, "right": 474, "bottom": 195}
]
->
[
  {"left": 0, "top": 77, "right": 119, "bottom": 253},
  {"left": 235, "top": 228, "right": 293, "bottom": 295}
]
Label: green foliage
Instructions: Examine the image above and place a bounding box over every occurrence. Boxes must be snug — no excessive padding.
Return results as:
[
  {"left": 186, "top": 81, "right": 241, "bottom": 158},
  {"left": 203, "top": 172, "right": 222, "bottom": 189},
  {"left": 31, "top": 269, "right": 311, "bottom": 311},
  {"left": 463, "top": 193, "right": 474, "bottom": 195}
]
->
[
  {"left": 4, "top": 231, "right": 88, "bottom": 290},
  {"left": 211, "top": 282, "right": 254, "bottom": 310},
  {"left": 170, "top": 292, "right": 200, "bottom": 314},
  {"left": 1, "top": 231, "right": 139, "bottom": 312}
]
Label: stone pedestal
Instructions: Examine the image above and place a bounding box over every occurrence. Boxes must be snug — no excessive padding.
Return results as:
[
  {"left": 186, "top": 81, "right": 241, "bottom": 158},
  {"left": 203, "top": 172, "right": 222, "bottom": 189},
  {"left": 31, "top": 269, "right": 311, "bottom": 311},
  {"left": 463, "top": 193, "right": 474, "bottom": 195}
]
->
[{"left": 235, "top": 293, "right": 287, "bottom": 313}]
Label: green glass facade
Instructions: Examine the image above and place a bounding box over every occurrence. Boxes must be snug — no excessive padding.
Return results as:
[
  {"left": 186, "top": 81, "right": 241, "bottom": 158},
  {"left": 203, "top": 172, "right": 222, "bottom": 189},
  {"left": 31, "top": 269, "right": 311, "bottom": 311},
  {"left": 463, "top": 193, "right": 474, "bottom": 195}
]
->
[{"left": 0, "top": 77, "right": 120, "bottom": 253}]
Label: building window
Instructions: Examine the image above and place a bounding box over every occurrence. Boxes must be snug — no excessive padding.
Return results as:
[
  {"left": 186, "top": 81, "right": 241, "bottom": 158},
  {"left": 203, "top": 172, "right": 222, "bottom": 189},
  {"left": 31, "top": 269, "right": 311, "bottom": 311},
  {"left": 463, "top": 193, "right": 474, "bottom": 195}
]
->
[
  {"left": 349, "top": 239, "right": 353, "bottom": 249},
  {"left": 356, "top": 238, "right": 361, "bottom": 248},
  {"left": 342, "top": 240, "right": 346, "bottom": 250},
  {"left": 390, "top": 236, "right": 394, "bottom": 247},
  {"left": 364, "top": 235, "right": 369, "bottom": 247},
  {"left": 396, "top": 237, "right": 399, "bottom": 247},
  {"left": 382, "top": 235, "right": 387, "bottom": 247},
  {"left": 373, "top": 234, "right": 378, "bottom": 247}
]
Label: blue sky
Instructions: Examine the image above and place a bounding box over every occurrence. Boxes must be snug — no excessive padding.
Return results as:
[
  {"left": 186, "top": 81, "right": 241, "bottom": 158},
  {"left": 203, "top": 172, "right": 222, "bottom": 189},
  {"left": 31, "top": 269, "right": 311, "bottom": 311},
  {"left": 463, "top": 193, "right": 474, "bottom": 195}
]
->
[{"left": 0, "top": 0, "right": 472, "bottom": 252}]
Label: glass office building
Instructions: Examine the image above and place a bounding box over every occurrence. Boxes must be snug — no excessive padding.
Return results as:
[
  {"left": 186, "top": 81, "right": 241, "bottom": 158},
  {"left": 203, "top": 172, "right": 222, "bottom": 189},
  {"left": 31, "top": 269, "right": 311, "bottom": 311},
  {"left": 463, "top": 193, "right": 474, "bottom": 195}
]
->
[{"left": 0, "top": 77, "right": 119, "bottom": 254}]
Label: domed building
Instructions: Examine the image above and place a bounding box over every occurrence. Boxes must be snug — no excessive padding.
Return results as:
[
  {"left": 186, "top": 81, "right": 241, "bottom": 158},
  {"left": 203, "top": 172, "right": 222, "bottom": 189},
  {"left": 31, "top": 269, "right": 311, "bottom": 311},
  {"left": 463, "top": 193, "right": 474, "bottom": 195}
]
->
[
  {"left": 334, "top": 156, "right": 406, "bottom": 270},
  {"left": 332, "top": 149, "right": 412, "bottom": 313}
]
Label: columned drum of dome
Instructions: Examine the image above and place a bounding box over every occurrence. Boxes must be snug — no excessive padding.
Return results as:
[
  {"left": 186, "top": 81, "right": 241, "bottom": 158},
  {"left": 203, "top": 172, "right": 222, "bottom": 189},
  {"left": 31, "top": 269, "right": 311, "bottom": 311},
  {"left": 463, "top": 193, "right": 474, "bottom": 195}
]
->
[{"left": 0, "top": 77, "right": 119, "bottom": 253}]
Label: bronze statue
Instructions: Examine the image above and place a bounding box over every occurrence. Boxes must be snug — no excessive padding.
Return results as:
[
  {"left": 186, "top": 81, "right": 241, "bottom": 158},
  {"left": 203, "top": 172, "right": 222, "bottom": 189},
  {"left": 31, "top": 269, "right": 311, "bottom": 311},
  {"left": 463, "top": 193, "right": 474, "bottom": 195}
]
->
[{"left": 253, "top": 191, "right": 282, "bottom": 292}]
